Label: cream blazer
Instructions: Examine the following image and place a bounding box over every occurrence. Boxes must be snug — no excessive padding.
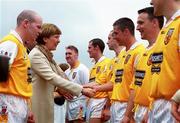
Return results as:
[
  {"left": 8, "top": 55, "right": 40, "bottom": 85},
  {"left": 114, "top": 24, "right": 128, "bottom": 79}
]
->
[{"left": 29, "top": 47, "right": 82, "bottom": 123}]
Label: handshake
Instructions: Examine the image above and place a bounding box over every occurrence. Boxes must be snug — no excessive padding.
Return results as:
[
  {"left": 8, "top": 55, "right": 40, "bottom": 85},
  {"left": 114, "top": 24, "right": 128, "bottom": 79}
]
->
[
  {"left": 54, "top": 84, "right": 97, "bottom": 105},
  {"left": 81, "top": 85, "right": 97, "bottom": 98}
]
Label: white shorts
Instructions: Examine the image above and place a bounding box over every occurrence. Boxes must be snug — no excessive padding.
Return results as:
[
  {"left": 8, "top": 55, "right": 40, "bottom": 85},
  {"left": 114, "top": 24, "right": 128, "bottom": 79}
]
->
[
  {"left": 54, "top": 102, "right": 66, "bottom": 123},
  {"left": 110, "top": 101, "right": 127, "bottom": 123},
  {"left": 86, "top": 98, "right": 107, "bottom": 121},
  {"left": 0, "top": 94, "right": 28, "bottom": 123},
  {"left": 134, "top": 105, "right": 148, "bottom": 123},
  {"left": 148, "top": 99, "right": 176, "bottom": 123},
  {"left": 66, "top": 99, "right": 86, "bottom": 121}
]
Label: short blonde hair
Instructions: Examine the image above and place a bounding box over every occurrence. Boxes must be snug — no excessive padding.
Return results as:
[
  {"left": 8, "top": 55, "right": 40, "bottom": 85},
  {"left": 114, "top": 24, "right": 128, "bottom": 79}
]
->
[{"left": 36, "top": 23, "right": 61, "bottom": 45}]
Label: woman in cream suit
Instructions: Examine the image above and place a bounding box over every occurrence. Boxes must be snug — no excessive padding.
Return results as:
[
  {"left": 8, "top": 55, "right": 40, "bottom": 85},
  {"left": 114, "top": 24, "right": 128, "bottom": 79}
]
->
[{"left": 29, "top": 23, "right": 95, "bottom": 123}]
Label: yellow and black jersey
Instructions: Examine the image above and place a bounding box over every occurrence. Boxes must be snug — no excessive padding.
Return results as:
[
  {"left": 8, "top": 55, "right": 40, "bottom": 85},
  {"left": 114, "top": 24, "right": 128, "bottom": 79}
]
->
[
  {"left": 89, "top": 56, "right": 111, "bottom": 98},
  {"left": 111, "top": 43, "right": 145, "bottom": 102},
  {"left": 0, "top": 33, "right": 32, "bottom": 98},
  {"left": 130, "top": 47, "right": 154, "bottom": 107},
  {"left": 150, "top": 14, "right": 180, "bottom": 100}
]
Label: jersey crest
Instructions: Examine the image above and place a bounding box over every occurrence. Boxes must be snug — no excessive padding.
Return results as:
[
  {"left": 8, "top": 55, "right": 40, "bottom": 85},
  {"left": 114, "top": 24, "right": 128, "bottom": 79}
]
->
[
  {"left": 96, "top": 66, "right": 101, "bottom": 74},
  {"left": 124, "top": 54, "right": 131, "bottom": 64},
  {"left": 72, "top": 72, "right": 77, "bottom": 79},
  {"left": 147, "top": 53, "right": 152, "bottom": 66},
  {"left": 164, "top": 28, "right": 174, "bottom": 45}
]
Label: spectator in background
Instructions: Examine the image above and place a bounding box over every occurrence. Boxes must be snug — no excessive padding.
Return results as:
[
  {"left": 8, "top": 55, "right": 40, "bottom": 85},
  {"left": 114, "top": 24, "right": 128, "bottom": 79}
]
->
[{"left": 54, "top": 63, "right": 69, "bottom": 123}]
